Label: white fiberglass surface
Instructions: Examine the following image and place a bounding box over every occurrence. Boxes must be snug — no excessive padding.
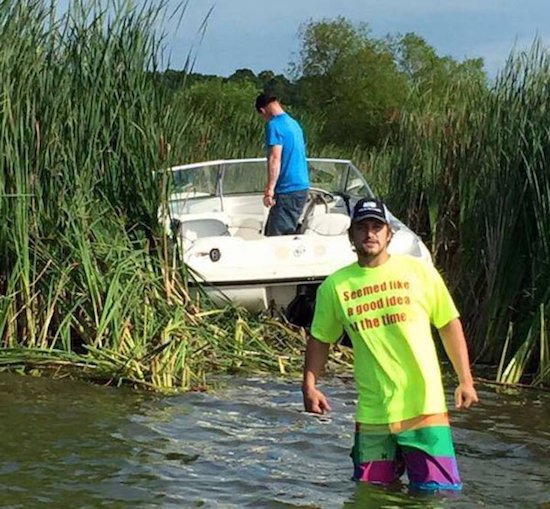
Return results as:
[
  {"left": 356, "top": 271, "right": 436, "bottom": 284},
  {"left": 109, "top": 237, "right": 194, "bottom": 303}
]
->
[
  {"left": 164, "top": 158, "right": 432, "bottom": 272},
  {"left": 184, "top": 234, "right": 357, "bottom": 283},
  {"left": 169, "top": 193, "right": 350, "bottom": 234}
]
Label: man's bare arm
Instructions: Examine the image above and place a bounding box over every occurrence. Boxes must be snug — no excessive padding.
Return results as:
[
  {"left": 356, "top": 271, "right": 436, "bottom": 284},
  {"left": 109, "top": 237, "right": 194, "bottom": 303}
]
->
[
  {"left": 438, "top": 318, "right": 479, "bottom": 409},
  {"left": 264, "top": 145, "right": 282, "bottom": 207},
  {"left": 302, "top": 337, "right": 332, "bottom": 413}
]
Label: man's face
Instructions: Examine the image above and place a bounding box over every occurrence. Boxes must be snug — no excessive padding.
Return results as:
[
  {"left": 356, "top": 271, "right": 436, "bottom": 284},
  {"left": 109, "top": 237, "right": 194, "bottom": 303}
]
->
[{"left": 349, "top": 218, "right": 392, "bottom": 258}]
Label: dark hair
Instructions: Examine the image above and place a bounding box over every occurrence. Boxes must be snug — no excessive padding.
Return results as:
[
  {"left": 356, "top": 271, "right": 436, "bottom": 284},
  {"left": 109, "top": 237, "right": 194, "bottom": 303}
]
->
[{"left": 255, "top": 92, "right": 277, "bottom": 112}]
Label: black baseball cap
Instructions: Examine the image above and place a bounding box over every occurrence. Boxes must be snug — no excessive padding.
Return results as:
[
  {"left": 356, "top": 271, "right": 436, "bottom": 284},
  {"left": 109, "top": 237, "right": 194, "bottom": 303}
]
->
[{"left": 351, "top": 198, "right": 390, "bottom": 224}]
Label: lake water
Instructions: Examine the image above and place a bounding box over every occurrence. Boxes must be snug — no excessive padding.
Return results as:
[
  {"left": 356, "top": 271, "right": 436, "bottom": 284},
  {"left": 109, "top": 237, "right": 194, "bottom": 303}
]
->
[{"left": 0, "top": 372, "right": 548, "bottom": 508}]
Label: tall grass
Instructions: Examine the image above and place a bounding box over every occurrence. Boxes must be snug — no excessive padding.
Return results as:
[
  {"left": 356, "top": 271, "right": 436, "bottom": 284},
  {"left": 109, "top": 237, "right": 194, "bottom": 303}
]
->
[
  {"left": 0, "top": 0, "right": 312, "bottom": 391},
  {"left": 2, "top": 0, "right": 547, "bottom": 390},
  {"left": 365, "top": 44, "right": 550, "bottom": 385}
]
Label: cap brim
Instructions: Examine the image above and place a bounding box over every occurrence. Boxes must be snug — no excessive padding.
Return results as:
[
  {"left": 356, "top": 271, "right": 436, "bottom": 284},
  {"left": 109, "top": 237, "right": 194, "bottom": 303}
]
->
[{"left": 351, "top": 213, "right": 389, "bottom": 224}]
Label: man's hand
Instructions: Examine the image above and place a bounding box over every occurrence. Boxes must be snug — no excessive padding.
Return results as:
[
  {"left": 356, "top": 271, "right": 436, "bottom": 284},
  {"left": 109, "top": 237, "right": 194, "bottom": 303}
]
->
[
  {"left": 302, "top": 337, "right": 331, "bottom": 414},
  {"left": 454, "top": 383, "right": 479, "bottom": 409},
  {"left": 302, "top": 386, "right": 332, "bottom": 414},
  {"left": 263, "top": 192, "right": 275, "bottom": 208}
]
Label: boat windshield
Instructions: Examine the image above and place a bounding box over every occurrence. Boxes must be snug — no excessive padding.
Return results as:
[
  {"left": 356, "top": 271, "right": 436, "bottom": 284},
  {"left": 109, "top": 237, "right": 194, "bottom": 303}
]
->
[{"left": 168, "top": 159, "right": 373, "bottom": 199}]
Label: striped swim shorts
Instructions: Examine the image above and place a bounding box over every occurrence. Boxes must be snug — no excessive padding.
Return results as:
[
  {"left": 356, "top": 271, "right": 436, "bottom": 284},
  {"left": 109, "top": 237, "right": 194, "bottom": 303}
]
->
[{"left": 351, "top": 413, "right": 462, "bottom": 491}]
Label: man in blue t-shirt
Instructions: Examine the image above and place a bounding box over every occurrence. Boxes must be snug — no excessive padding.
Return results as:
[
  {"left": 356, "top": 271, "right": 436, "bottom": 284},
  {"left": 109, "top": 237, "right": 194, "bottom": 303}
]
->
[{"left": 255, "top": 93, "right": 310, "bottom": 236}]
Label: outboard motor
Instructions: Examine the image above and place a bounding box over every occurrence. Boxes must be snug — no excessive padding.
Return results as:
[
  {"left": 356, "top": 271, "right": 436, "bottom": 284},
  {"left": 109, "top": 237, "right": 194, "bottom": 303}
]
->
[
  {"left": 285, "top": 284, "right": 318, "bottom": 327},
  {"left": 285, "top": 284, "right": 352, "bottom": 347}
]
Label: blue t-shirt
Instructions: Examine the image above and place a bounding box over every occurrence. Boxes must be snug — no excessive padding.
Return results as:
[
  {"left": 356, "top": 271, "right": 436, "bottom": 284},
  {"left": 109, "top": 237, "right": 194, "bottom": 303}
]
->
[{"left": 265, "top": 113, "right": 309, "bottom": 194}]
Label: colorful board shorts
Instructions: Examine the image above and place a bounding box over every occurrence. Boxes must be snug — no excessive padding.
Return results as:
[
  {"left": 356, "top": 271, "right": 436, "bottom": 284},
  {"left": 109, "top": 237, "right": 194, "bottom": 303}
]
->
[{"left": 351, "top": 413, "right": 462, "bottom": 491}]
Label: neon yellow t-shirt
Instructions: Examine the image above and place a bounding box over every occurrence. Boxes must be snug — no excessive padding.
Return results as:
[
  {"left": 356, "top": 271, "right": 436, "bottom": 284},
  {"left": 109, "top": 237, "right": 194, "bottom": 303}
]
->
[{"left": 311, "top": 255, "right": 459, "bottom": 424}]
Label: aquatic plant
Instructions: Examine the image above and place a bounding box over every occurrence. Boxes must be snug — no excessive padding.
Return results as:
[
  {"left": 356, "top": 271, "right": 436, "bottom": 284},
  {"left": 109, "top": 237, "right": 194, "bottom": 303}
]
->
[
  {"left": 1, "top": 0, "right": 547, "bottom": 391},
  {"left": 364, "top": 43, "right": 550, "bottom": 386},
  {"left": 0, "top": 0, "right": 323, "bottom": 391}
]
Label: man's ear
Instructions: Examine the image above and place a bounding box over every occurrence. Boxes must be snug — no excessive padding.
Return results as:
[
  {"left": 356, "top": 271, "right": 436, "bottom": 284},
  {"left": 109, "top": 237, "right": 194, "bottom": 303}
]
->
[{"left": 347, "top": 228, "right": 356, "bottom": 250}]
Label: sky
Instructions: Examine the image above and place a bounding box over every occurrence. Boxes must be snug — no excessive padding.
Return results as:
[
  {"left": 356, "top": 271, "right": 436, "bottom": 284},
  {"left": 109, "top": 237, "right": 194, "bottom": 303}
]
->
[{"left": 160, "top": 0, "right": 550, "bottom": 78}]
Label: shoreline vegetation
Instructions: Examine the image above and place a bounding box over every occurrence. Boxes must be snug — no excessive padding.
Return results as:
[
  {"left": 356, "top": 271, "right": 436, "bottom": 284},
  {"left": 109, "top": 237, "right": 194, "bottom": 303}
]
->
[{"left": 0, "top": 1, "right": 548, "bottom": 391}]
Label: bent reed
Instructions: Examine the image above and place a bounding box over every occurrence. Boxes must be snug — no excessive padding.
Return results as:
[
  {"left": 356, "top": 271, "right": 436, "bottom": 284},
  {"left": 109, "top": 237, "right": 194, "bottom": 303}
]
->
[
  {"left": 0, "top": 0, "right": 323, "bottom": 391},
  {"left": 362, "top": 45, "right": 550, "bottom": 386},
  {"left": 1, "top": 1, "right": 547, "bottom": 390}
]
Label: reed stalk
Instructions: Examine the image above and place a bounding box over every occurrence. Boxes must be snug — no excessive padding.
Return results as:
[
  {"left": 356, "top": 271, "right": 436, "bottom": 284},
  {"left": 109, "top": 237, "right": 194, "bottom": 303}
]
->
[
  {"left": 364, "top": 43, "right": 550, "bottom": 385},
  {"left": 0, "top": 0, "right": 314, "bottom": 391},
  {"left": 2, "top": 0, "right": 548, "bottom": 390}
]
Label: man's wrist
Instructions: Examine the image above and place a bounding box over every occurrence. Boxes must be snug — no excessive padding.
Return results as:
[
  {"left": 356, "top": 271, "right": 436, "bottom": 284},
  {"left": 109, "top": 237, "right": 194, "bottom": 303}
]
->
[
  {"left": 458, "top": 375, "right": 474, "bottom": 386},
  {"left": 302, "top": 384, "right": 315, "bottom": 395},
  {"left": 302, "top": 374, "right": 317, "bottom": 393}
]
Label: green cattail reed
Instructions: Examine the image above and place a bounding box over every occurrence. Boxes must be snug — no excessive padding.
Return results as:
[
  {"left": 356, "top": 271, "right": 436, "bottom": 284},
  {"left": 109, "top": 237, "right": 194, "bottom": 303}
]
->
[
  {"left": 0, "top": 0, "right": 310, "bottom": 391},
  {"left": 3, "top": 0, "right": 547, "bottom": 390},
  {"left": 364, "top": 42, "right": 550, "bottom": 385}
]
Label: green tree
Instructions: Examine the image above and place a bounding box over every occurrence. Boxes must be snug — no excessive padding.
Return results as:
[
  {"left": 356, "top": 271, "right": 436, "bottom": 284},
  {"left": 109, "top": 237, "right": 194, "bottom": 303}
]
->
[
  {"left": 226, "top": 68, "right": 259, "bottom": 85},
  {"left": 260, "top": 72, "right": 295, "bottom": 105},
  {"left": 290, "top": 17, "right": 408, "bottom": 147},
  {"left": 390, "top": 33, "right": 487, "bottom": 103},
  {"left": 258, "top": 70, "right": 275, "bottom": 83},
  {"left": 174, "top": 79, "right": 260, "bottom": 158},
  {"left": 180, "top": 79, "right": 257, "bottom": 118}
]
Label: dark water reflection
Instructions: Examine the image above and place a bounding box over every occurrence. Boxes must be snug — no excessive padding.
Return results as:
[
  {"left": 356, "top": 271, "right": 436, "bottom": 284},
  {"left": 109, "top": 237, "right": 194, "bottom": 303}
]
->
[{"left": 0, "top": 373, "right": 548, "bottom": 508}]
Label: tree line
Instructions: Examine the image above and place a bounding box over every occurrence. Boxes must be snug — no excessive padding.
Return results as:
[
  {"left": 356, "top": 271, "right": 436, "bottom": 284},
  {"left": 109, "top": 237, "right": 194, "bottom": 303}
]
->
[{"left": 155, "top": 17, "right": 487, "bottom": 150}]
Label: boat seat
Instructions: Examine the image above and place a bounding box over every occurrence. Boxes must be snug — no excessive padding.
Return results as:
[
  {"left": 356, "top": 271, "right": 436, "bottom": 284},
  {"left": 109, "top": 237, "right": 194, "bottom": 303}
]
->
[
  {"left": 178, "top": 217, "right": 230, "bottom": 243},
  {"left": 302, "top": 213, "right": 350, "bottom": 236},
  {"left": 231, "top": 217, "right": 264, "bottom": 240}
]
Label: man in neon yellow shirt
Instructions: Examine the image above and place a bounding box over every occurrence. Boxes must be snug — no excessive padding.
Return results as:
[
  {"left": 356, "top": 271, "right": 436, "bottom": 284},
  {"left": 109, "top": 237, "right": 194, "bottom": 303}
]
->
[{"left": 302, "top": 197, "right": 479, "bottom": 491}]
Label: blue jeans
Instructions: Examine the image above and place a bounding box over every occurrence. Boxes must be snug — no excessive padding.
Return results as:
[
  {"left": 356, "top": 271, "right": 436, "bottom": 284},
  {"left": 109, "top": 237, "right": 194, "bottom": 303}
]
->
[{"left": 265, "top": 189, "right": 308, "bottom": 236}]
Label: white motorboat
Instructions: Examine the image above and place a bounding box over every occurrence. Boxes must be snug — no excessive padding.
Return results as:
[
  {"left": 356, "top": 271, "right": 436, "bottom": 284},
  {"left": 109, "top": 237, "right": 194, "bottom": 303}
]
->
[{"left": 164, "top": 158, "right": 431, "bottom": 323}]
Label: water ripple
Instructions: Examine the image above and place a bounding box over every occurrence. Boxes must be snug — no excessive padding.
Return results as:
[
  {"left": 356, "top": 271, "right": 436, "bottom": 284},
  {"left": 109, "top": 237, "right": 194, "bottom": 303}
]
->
[{"left": 0, "top": 373, "right": 548, "bottom": 508}]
